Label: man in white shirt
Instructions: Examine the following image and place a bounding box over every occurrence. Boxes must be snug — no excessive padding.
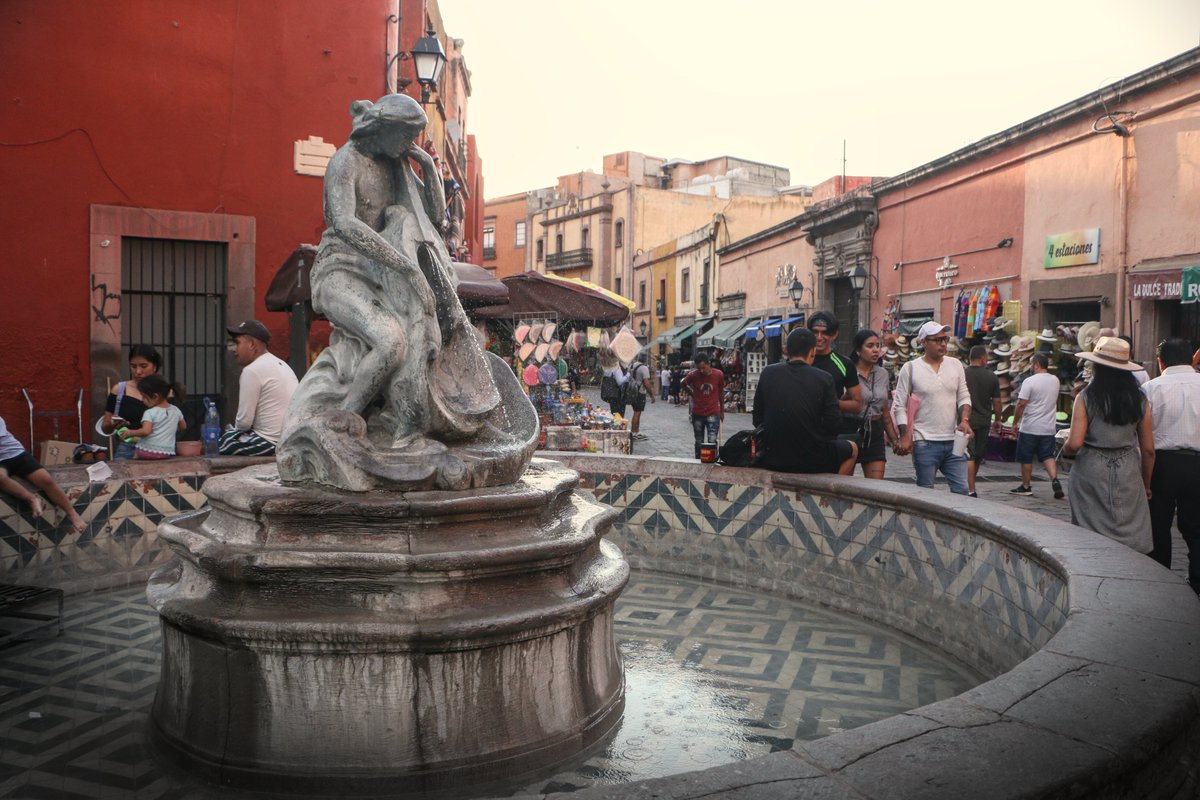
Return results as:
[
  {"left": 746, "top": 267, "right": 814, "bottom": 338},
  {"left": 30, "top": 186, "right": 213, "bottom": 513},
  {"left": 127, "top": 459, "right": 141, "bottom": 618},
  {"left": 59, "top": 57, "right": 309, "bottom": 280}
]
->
[
  {"left": 219, "top": 319, "right": 299, "bottom": 456},
  {"left": 1143, "top": 337, "right": 1200, "bottom": 592},
  {"left": 891, "top": 321, "right": 973, "bottom": 494},
  {"left": 1009, "top": 354, "right": 1063, "bottom": 498}
]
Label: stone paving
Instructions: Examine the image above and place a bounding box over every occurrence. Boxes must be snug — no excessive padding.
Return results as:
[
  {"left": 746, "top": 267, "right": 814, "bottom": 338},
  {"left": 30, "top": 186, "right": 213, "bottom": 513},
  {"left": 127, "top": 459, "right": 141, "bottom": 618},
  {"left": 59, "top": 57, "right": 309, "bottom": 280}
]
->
[{"left": 577, "top": 385, "right": 1190, "bottom": 578}]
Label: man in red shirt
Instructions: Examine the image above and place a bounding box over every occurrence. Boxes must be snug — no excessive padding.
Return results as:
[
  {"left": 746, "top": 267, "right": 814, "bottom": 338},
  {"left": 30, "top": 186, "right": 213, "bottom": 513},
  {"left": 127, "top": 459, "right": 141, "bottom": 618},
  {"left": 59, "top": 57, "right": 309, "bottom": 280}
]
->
[{"left": 681, "top": 353, "right": 725, "bottom": 460}]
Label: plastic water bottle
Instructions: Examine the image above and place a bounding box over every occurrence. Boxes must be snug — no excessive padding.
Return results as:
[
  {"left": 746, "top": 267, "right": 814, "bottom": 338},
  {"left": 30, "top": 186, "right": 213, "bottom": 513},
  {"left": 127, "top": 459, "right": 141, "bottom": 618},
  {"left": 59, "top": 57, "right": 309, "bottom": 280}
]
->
[{"left": 202, "top": 398, "right": 221, "bottom": 457}]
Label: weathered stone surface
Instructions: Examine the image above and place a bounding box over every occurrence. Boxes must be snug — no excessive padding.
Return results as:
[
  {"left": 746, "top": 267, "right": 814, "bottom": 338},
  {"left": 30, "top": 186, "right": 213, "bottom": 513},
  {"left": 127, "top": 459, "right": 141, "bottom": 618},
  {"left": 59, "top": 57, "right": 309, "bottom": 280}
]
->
[
  {"left": 150, "top": 460, "right": 627, "bottom": 794},
  {"left": 275, "top": 94, "right": 537, "bottom": 492}
]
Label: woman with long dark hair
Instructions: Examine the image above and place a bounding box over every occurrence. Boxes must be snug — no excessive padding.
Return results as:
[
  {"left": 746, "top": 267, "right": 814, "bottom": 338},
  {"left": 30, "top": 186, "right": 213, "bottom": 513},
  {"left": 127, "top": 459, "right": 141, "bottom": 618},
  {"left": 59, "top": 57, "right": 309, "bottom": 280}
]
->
[
  {"left": 1062, "top": 337, "right": 1154, "bottom": 552},
  {"left": 850, "top": 329, "right": 897, "bottom": 480},
  {"left": 99, "top": 345, "right": 163, "bottom": 460}
]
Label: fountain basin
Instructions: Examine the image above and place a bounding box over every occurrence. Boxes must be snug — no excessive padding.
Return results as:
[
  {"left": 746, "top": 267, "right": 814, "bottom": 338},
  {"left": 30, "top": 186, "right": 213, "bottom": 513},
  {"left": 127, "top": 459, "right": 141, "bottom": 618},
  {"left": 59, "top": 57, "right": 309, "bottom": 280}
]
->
[{"left": 148, "top": 460, "right": 628, "bottom": 795}]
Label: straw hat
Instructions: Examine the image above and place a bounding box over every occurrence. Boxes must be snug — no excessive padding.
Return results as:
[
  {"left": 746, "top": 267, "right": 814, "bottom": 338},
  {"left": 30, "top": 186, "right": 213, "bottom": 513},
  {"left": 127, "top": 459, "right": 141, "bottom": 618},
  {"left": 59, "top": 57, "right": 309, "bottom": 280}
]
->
[
  {"left": 1077, "top": 321, "right": 1102, "bottom": 351},
  {"left": 1011, "top": 335, "right": 1035, "bottom": 353},
  {"left": 896, "top": 335, "right": 910, "bottom": 350},
  {"left": 994, "top": 362, "right": 1010, "bottom": 376},
  {"left": 992, "top": 343, "right": 1012, "bottom": 357},
  {"left": 1073, "top": 336, "right": 1143, "bottom": 372},
  {"left": 1036, "top": 328, "right": 1057, "bottom": 342}
]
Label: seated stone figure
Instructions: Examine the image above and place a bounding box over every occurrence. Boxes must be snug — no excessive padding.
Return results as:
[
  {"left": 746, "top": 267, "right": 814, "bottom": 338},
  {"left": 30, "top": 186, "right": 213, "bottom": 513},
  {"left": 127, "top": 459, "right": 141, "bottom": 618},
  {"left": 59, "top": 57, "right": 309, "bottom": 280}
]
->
[{"left": 277, "top": 94, "right": 535, "bottom": 491}]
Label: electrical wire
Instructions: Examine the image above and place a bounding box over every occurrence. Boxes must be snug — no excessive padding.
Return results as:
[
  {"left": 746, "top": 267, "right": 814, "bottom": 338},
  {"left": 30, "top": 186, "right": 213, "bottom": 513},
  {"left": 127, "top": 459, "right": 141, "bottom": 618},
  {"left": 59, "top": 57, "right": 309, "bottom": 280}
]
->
[{"left": 0, "top": 127, "right": 139, "bottom": 206}]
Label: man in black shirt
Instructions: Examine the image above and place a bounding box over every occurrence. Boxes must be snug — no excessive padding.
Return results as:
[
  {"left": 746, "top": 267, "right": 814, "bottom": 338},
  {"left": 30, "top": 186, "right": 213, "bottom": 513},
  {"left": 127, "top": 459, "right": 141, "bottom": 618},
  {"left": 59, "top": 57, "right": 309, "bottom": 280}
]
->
[
  {"left": 807, "top": 311, "right": 862, "bottom": 436},
  {"left": 753, "top": 327, "right": 858, "bottom": 475}
]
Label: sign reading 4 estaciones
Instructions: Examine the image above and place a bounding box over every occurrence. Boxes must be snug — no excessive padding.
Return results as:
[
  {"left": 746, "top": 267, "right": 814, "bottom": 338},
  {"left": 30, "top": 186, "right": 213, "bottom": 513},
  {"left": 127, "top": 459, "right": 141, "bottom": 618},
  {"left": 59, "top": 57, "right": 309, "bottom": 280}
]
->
[{"left": 1044, "top": 229, "right": 1100, "bottom": 269}]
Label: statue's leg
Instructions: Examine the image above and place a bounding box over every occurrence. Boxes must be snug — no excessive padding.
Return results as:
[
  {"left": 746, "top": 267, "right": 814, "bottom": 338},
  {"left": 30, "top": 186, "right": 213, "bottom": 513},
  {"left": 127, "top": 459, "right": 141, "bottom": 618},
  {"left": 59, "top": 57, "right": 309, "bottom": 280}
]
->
[{"left": 315, "top": 271, "right": 407, "bottom": 417}]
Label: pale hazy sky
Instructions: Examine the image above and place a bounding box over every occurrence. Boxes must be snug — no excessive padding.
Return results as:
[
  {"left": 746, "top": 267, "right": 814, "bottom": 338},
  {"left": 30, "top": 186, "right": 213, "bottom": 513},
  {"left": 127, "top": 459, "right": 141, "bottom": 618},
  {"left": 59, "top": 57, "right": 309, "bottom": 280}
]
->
[{"left": 438, "top": 0, "right": 1199, "bottom": 199}]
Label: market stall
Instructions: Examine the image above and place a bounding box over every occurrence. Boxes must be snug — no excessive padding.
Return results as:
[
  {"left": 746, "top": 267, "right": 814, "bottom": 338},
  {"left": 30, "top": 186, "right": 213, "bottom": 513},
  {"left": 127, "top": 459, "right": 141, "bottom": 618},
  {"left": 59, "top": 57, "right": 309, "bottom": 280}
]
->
[{"left": 471, "top": 272, "right": 636, "bottom": 453}]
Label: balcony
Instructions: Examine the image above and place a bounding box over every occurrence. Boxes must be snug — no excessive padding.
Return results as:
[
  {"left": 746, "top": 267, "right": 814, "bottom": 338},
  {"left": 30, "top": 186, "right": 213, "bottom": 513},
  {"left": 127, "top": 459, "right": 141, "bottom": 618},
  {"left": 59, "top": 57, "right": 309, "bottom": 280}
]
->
[
  {"left": 483, "top": 247, "right": 497, "bottom": 261},
  {"left": 545, "top": 248, "right": 593, "bottom": 271}
]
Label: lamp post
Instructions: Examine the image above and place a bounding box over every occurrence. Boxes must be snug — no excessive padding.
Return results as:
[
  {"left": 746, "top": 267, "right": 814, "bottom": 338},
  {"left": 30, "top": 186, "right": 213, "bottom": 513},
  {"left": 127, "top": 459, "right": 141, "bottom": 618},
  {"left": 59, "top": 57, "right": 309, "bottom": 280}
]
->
[
  {"left": 788, "top": 279, "right": 807, "bottom": 309},
  {"left": 848, "top": 265, "right": 868, "bottom": 295},
  {"left": 410, "top": 23, "right": 446, "bottom": 104},
  {"left": 638, "top": 319, "right": 648, "bottom": 339}
]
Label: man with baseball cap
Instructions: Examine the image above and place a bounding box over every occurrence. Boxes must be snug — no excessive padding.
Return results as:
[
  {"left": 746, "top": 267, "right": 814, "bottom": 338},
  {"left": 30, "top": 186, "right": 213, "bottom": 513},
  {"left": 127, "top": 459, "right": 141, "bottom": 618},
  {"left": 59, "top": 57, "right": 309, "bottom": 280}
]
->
[
  {"left": 219, "top": 320, "right": 299, "bottom": 456},
  {"left": 891, "top": 320, "right": 973, "bottom": 494}
]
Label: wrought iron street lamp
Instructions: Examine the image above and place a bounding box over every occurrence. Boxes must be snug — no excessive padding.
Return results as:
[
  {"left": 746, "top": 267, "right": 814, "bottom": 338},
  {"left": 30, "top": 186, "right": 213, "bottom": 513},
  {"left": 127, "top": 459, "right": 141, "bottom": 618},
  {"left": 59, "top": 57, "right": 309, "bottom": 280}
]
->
[
  {"left": 848, "top": 264, "right": 868, "bottom": 295},
  {"left": 410, "top": 24, "right": 446, "bottom": 104},
  {"left": 788, "top": 279, "right": 807, "bottom": 309}
]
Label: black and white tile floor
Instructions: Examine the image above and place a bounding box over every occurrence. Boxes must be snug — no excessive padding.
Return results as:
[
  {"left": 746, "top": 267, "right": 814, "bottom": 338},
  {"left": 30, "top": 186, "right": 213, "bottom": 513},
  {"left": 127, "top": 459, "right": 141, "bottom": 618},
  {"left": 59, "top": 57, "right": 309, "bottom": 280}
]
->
[{"left": 0, "top": 574, "right": 979, "bottom": 799}]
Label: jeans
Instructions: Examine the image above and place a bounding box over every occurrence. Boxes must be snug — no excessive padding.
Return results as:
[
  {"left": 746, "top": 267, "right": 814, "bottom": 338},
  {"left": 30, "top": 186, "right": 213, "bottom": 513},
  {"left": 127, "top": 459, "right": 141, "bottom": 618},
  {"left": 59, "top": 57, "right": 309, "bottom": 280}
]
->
[
  {"left": 912, "top": 439, "right": 969, "bottom": 494},
  {"left": 692, "top": 414, "right": 721, "bottom": 459}
]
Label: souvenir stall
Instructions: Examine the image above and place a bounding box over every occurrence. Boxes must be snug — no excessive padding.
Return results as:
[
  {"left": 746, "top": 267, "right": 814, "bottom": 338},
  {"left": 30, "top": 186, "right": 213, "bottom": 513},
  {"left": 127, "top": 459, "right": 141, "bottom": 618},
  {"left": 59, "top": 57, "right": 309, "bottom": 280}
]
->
[{"left": 471, "top": 272, "right": 635, "bottom": 454}]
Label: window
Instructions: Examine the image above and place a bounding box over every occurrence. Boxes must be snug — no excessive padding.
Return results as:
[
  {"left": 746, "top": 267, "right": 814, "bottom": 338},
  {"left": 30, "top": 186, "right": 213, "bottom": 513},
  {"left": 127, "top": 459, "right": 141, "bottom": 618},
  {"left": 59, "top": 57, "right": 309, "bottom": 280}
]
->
[
  {"left": 681, "top": 268, "right": 690, "bottom": 302},
  {"left": 536, "top": 238, "right": 544, "bottom": 262},
  {"left": 639, "top": 281, "right": 646, "bottom": 308},
  {"left": 483, "top": 224, "right": 496, "bottom": 260},
  {"left": 615, "top": 219, "right": 624, "bottom": 248},
  {"left": 581, "top": 226, "right": 590, "bottom": 250},
  {"left": 615, "top": 277, "right": 622, "bottom": 297},
  {"left": 514, "top": 221, "right": 526, "bottom": 247},
  {"left": 555, "top": 233, "right": 563, "bottom": 253}
]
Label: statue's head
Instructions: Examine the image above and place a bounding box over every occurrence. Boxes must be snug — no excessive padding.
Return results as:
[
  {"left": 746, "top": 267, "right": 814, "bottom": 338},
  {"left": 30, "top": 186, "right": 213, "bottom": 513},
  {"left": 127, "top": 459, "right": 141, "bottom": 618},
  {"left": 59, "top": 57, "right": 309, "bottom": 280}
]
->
[{"left": 349, "top": 94, "right": 427, "bottom": 154}]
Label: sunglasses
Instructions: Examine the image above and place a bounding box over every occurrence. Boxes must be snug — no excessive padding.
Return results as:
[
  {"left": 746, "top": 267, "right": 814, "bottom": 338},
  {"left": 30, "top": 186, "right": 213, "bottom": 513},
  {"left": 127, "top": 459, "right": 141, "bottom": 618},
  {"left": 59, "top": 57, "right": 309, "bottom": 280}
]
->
[{"left": 926, "top": 336, "right": 951, "bottom": 344}]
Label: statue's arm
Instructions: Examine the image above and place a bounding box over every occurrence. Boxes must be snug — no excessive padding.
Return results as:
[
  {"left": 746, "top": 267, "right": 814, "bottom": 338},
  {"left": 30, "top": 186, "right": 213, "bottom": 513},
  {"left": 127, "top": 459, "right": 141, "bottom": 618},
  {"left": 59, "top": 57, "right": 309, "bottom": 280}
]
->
[
  {"left": 324, "top": 153, "right": 415, "bottom": 271},
  {"left": 406, "top": 146, "right": 448, "bottom": 234}
]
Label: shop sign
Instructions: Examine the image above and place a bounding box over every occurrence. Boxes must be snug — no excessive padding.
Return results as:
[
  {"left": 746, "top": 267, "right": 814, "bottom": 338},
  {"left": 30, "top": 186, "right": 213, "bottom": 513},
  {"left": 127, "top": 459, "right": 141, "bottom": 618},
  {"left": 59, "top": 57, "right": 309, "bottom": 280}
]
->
[
  {"left": 775, "top": 263, "right": 796, "bottom": 298},
  {"left": 1044, "top": 228, "right": 1100, "bottom": 269},
  {"left": 1129, "top": 270, "right": 1182, "bottom": 300},
  {"left": 1183, "top": 266, "right": 1200, "bottom": 304}
]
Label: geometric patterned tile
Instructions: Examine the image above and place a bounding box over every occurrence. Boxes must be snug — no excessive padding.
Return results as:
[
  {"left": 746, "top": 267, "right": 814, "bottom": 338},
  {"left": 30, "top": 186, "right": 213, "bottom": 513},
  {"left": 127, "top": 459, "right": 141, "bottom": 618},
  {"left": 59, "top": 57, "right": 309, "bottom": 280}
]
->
[{"left": 0, "top": 575, "right": 981, "bottom": 800}]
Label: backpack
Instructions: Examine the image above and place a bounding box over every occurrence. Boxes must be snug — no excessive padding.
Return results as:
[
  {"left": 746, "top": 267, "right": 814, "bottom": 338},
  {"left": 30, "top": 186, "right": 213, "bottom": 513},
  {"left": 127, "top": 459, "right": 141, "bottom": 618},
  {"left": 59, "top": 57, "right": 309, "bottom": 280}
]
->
[
  {"left": 600, "top": 373, "right": 621, "bottom": 403},
  {"left": 623, "top": 365, "right": 647, "bottom": 405},
  {"left": 719, "top": 426, "right": 764, "bottom": 467}
]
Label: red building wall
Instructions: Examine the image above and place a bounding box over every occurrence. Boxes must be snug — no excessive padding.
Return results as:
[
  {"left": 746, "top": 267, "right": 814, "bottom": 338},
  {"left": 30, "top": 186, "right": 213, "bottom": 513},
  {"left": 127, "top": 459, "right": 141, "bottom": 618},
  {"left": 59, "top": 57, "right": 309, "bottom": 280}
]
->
[
  {"left": 0, "top": 0, "right": 472, "bottom": 446},
  {"left": 872, "top": 152, "right": 1026, "bottom": 330}
]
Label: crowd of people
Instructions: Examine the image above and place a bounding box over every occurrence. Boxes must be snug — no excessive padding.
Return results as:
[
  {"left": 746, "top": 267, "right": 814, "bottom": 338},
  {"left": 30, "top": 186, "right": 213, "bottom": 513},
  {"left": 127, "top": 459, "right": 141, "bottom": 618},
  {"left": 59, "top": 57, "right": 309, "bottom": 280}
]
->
[{"left": 744, "top": 313, "right": 1200, "bottom": 593}]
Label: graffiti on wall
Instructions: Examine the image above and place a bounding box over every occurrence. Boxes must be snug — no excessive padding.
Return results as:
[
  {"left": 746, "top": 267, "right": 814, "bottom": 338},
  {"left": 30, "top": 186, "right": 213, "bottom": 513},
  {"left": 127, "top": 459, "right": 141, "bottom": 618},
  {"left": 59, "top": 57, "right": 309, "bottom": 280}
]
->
[{"left": 90, "top": 275, "right": 121, "bottom": 329}]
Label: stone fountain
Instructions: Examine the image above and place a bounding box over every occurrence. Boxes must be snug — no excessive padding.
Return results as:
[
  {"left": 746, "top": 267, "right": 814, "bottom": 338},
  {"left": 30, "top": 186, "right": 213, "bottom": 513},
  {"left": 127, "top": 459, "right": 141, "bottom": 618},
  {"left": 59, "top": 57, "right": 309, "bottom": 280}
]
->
[{"left": 148, "top": 94, "right": 628, "bottom": 795}]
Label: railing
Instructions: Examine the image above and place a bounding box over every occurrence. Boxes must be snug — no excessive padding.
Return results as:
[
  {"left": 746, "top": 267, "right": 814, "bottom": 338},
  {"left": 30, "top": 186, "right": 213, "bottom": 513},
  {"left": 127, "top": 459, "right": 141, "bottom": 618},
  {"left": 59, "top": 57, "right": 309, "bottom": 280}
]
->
[
  {"left": 545, "top": 248, "right": 593, "bottom": 270},
  {"left": 482, "top": 247, "right": 497, "bottom": 260}
]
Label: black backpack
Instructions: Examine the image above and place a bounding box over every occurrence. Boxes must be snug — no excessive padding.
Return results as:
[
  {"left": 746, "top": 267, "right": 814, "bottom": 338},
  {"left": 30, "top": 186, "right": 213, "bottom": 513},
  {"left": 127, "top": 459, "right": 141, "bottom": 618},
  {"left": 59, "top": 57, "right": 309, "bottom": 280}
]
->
[
  {"left": 719, "top": 427, "right": 764, "bottom": 467},
  {"left": 600, "top": 373, "right": 621, "bottom": 403}
]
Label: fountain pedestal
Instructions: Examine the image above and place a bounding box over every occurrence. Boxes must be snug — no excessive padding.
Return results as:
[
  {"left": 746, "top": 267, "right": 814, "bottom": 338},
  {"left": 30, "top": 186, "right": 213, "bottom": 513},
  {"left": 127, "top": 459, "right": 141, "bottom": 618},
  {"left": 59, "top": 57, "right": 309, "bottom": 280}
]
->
[{"left": 148, "top": 459, "right": 627, "bottom": 795}]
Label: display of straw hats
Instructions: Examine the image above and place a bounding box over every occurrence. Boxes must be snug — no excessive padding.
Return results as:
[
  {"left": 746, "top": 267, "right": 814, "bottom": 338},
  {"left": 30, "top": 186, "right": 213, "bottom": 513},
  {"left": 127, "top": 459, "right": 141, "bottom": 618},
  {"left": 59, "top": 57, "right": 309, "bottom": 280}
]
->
[
  {"left": 1036, "top": 328, "right": 1057, "bottom": 342},
  {"left": 993, "top": 343, "right": 1012, "bottom": 357}
]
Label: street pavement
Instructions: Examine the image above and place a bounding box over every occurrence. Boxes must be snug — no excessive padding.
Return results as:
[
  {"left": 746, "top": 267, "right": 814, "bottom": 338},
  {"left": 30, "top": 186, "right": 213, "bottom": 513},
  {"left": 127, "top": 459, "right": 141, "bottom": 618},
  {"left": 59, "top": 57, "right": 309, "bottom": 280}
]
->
[{"left": 576, "top": 385, "right": 1191, "bottom": 581}]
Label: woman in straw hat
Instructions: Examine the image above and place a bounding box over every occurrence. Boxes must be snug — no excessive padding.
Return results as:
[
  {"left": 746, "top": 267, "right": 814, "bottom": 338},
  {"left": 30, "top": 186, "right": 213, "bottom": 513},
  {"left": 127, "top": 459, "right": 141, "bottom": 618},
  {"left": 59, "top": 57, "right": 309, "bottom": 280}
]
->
[{"left": 1061, "top": 337, "right": 1155, "bottom": 553}]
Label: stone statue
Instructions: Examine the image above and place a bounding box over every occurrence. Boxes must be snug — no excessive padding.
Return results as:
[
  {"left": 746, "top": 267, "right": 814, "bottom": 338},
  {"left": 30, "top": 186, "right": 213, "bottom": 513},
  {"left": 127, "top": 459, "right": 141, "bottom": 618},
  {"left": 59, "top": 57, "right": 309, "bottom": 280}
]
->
[{"left": 277, "top": 94, "right": 536, "bottom": 491}]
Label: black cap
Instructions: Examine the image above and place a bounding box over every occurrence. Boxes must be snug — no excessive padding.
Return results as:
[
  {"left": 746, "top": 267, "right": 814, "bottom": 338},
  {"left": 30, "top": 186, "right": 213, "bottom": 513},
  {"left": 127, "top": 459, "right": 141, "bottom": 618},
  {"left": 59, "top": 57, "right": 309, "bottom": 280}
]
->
[{"left": 227, "top": 319, "right": 271, "bottom": 344}]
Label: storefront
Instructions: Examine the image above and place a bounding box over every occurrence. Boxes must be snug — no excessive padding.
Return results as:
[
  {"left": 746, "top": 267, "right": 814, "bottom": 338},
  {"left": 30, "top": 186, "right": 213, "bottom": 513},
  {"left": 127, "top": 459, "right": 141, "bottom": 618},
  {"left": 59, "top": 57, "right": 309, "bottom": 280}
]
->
[{"left": 1128, "top": 261, "right": 1200, "bottom": 358}]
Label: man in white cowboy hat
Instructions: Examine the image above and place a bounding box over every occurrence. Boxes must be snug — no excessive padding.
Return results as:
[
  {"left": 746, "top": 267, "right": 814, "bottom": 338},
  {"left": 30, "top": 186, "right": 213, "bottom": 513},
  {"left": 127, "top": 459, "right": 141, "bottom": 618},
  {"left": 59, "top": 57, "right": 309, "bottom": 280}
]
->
[
  {"left": 1143, "top": 337, "right": 1200, "bottom": 593},
  {"left": 892, "top": 321, "right": 973, "bottom": 494},
  {"left": 1009, "top": 353, "right": 1064, "bottom": 498}
]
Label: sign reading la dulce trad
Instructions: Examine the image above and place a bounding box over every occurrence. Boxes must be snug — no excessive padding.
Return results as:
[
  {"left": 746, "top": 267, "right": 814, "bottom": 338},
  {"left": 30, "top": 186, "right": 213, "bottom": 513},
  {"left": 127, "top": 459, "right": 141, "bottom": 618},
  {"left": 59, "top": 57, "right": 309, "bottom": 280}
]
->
[{"left": 1128, "top": 272, "right": 1195, "bottom": 303}]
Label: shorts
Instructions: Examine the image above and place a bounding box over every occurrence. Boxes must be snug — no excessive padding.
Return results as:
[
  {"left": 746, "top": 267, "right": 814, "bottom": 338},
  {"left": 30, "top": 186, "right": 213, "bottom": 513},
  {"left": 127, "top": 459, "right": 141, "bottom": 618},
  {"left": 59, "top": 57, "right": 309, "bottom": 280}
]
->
[
  {"left": 968, "top": 425, "right": 990, "bottom": 464},
  {"left": 629, "top": 392, "right": 647, "bottom": 413},
  {"left": 856, "top": 418, "right": 886, "bottom": 464},
  {"left": 0, "top": 451, "right": 43, "bottom": 480},
  {"left": 1016, "top": 432, "right": 1057, "bottom": 464}
]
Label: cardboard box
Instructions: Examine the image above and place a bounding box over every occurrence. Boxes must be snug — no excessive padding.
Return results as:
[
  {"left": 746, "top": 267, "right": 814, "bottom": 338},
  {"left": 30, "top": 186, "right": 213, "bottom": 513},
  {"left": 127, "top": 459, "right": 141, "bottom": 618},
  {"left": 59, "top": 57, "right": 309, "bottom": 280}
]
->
[{"left": 38, "top": 440, "right": 80, "bottom": 466}]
